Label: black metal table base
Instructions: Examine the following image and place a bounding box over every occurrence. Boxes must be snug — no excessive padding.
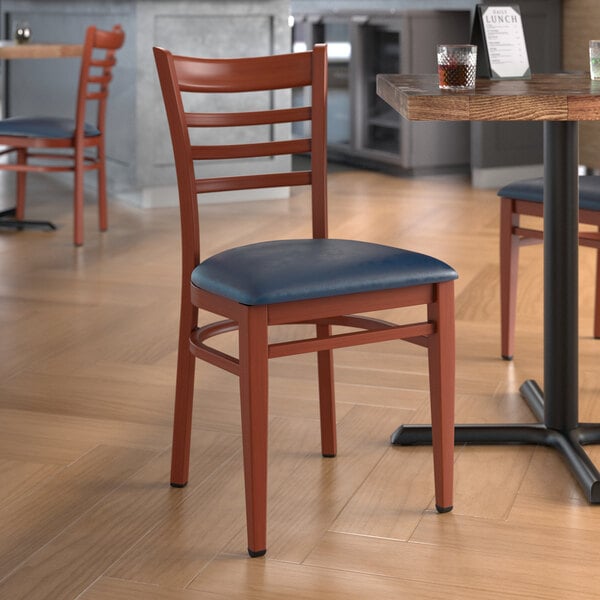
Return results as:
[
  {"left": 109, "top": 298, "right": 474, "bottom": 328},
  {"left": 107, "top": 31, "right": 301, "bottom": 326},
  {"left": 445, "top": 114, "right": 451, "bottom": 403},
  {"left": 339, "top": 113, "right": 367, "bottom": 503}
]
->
[
  {"left": 0, "top": 207, "right": 56, "bottom": 231},
  {"left": 391, "top": 378, "right": 600, "bottom": 503},
  {"left": 390, "top": 122, "right": 600, "bottom": 505}
]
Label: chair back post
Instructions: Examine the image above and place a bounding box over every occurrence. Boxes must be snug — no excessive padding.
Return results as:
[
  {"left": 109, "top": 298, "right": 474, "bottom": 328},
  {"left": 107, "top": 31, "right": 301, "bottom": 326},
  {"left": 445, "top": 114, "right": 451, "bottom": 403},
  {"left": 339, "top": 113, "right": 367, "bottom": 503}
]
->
[
  {"left": 153, "top": 47, "right": 201, "bottom": 276},
  {"left": 310, "top": 44, "right": 328, "bottom": 240},
  {"left": 75, "top": 25, "right": 125, "bottom": 144}
]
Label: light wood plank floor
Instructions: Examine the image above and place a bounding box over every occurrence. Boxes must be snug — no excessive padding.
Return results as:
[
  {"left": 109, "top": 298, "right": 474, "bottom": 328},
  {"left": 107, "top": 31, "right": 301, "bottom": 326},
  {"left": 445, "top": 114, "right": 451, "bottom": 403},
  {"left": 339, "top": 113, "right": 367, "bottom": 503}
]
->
[{"left": 2, "top": 168, "right": 600, "bottom": 599}]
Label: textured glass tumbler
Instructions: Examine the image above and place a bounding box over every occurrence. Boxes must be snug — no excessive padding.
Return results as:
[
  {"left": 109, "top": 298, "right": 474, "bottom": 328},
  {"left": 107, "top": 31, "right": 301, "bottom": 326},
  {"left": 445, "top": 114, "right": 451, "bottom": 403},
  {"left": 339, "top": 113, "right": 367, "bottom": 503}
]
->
[
  {"left": 590, "top": 41, "right": 600, "bottom": 81},
  {"left": 437, "top": 44, "right": 477, "bottom": 90}
]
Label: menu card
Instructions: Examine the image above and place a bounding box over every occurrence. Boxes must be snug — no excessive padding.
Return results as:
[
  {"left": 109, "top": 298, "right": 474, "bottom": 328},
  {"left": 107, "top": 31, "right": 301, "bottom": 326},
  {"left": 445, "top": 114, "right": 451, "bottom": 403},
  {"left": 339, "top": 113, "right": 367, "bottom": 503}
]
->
[{"left": 471, "top": 4, "right": 531, "bottom": 79}]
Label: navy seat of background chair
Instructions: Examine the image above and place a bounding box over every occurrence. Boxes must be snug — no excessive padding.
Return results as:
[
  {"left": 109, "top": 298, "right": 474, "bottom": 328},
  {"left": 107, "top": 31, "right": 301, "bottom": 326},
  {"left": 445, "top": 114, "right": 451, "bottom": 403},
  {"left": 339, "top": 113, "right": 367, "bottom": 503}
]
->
[
  {"left": 0, "top": 117, "right": 101, "bottom": 139},
  {"left": 498, "top": 175, "right": 600, "bottom": 359},
  {"left": 499, "top": 176, "right": 600, "bottom": 210}
]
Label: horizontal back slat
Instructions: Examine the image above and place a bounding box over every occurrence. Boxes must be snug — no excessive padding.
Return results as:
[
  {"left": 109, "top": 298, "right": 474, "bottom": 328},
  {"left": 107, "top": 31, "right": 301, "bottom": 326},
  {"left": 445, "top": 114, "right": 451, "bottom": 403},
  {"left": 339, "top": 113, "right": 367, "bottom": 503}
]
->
[
  {"left": 185, "top": 106, "right": 312, "bottom": 127},
  {"left": 191, "top": 139, "right": 311, "bottom": 160},
  {"left": 88, "top": 74, "right": 112, "bottom": 85},
  {"left": 196, "top": 170, "right": 311, "bottom": 193},
  {"left": 90, "top": 57, "right": 116, "bottom": 68},
  {"left": 93, "top": 28, "right": 125, "bottom": 50},
  {"left": 86, "top": 92, "right": 108, "bottom": 101},
  {"left": 174, "top": 51, "right": 313, "bottom": 92}
]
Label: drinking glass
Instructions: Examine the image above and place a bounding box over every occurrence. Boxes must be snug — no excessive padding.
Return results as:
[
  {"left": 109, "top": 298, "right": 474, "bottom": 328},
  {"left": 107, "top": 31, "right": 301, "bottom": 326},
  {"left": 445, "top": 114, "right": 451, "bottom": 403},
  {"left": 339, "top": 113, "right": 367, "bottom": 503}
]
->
[{"left": 437, "top": 44, "right": 477, "bottom": 90}]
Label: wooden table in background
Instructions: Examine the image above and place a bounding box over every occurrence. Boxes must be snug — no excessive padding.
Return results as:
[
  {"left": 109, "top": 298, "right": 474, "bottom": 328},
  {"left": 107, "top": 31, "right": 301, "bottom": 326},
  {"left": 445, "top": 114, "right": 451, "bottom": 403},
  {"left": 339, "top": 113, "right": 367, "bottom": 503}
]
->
[
  {"left": 377, "top": 72, "right": 600, "bottom": 503},
  {"left": 0, "top": 41, "right": 83, "bottom": 231},
  {"left": 0, "top": 41, "right": 82, "bottom": 59}
]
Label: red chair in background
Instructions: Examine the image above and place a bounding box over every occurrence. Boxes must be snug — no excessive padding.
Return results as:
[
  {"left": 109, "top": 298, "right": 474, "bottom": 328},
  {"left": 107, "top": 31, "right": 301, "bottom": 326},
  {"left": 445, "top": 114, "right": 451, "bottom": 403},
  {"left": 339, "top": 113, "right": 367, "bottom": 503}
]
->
[
  {"left": 0, "top": 25, "right": 125, "bottom": 246},
  {"left": 499, "top": 176, "right": 600, "bottom": 359},
  {"left": 154, "top": 43, "right": 457, "bottom": 557}
]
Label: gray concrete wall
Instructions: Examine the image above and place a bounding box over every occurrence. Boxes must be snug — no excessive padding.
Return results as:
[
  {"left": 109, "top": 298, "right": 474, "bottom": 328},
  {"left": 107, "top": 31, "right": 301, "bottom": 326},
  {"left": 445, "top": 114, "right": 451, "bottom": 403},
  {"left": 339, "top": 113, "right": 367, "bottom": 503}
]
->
[{"left": 1, "top": 0, "right": 291, "bottom": 207}]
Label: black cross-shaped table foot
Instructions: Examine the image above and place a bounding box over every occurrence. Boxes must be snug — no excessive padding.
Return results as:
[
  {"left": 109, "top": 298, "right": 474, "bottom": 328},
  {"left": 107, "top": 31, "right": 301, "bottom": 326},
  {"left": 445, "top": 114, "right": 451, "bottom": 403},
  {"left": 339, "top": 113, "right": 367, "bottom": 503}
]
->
[{"left": 391, "top": 378, "right": 600, "bottom": 503}]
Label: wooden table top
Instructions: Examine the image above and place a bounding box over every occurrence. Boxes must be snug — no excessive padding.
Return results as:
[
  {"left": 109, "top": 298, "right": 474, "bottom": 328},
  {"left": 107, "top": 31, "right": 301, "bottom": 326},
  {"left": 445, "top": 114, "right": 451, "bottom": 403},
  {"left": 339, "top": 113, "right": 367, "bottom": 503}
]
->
[
  {"left": 0, "top": 41, "right": 83, "bottom": 59},
  {"left": 376, "top": 73, "right": 600, "bottom": 122}
]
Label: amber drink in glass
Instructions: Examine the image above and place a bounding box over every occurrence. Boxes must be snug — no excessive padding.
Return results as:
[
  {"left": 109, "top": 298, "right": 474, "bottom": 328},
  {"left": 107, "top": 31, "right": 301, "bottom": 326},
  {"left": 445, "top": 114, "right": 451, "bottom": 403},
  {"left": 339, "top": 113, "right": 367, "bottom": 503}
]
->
[{"left": 437, "top": 44, "right": 477, "bottom": 90}]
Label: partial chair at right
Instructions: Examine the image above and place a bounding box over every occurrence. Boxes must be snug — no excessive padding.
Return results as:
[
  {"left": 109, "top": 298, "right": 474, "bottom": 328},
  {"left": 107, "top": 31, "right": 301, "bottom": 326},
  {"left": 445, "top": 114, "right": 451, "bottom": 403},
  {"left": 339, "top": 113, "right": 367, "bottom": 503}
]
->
[
  {"left": 154, "top": 43, "right": 457, "bottom": 558},
  {"left": 499, "top": 176, "right": 600, "bottom": 360}
]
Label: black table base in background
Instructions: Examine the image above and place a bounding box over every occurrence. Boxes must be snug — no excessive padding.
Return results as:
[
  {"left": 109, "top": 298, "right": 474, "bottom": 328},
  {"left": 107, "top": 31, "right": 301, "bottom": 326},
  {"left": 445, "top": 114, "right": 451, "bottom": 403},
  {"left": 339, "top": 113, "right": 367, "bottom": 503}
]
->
[
  {"left": 0, "top": 207, "right": 55, "bottom": 231},
  {"left": 391, "top": 122, "right": 600, "bottom": 504}
]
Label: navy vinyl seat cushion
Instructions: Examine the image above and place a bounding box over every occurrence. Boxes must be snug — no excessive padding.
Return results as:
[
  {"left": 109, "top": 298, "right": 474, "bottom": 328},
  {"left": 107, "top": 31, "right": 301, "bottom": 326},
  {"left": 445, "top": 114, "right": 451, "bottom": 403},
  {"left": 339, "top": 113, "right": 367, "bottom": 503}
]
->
[
  {"left": 498, "top": 175, "right": 600, "bottom": 211},
  {"left": 191, "top": 238, "right": 458, "bottom": 306},
  {"left": 0, "top": 117, "right": 100, "bottom": 139}
]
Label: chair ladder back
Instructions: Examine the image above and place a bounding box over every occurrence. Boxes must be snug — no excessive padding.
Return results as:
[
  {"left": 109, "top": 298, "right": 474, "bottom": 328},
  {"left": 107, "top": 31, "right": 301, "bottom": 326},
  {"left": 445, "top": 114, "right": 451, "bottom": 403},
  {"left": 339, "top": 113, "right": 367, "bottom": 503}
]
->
[
  {"left": 178, "top": 48, "right": 322, "bottom": 200},
  {"left": 154, "top": 44, "right": 329, "bottom": 272},
  {"left": 75, "top": 25, "right": 124, "bottom": 139},
  {"left": 86, "top": 56, "right": 117, "bottom": 98}
]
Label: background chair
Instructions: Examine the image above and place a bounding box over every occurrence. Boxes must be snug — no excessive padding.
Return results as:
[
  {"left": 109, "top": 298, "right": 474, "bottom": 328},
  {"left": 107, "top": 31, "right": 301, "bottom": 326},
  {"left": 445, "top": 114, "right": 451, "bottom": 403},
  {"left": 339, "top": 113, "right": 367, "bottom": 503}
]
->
[
  {"left": 154, "top": 43, "right": 457, "bottom": 558},
  {"left": 499, "top": 176, "right": 600, "bottom": 359},
  {"left": 0, "top": 25, "right": 125, "bottom": 246}
]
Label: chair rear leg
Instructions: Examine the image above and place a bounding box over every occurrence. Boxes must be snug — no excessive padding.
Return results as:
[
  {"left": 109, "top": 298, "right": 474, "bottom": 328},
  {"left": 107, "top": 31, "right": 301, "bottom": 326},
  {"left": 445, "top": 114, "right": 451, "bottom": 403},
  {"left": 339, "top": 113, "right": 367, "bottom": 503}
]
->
[
  {"left": 170, "top": 299, "right": 198, "bottom": 487},
  {"left": 427, "top": 281, "right": 455, "bottom": 513},
  {"left": 317, "top": 323, "right": 336, "bottom": 457},
  {"left": 73, "top": 148, "right": 85, "bottom": 246},
  {"left": 97, "top": 142, "right": 108, "bottom": 232},
  {"left": 239, "top": 306, "right": 269, "bottom": 557},
  {"left": 500, "top": 197, "right": 520, "bottom": 360},
  {"left": 16, "top": 149, "right": 27, "bottom": 220}
]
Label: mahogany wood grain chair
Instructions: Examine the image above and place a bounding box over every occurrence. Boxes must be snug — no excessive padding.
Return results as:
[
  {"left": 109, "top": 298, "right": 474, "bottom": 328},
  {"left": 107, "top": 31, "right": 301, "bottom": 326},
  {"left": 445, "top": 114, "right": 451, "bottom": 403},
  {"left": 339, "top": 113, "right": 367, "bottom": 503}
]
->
[
  {"left": 499, "top": 176, "right": 600, "bottom": 359},
  {"left": 154, "top": 43, "right": 457, "bottom": 558},
  {"left": 0, "top": 25, "right": 125, "bottom": 246}
]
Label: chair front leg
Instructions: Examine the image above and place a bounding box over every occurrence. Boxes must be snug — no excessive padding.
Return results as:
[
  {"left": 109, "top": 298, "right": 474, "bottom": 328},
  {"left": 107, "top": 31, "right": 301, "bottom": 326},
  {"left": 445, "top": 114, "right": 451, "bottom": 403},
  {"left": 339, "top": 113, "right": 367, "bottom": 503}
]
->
[
  {"left": 238, "top": 305, "right": 269, "bottom": 557},
  {"left": 427, "top": 281, "right": 455, "bottom": 513},
  {"left": 317, "top": 323, "right": 337, "bottom": 457}
]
